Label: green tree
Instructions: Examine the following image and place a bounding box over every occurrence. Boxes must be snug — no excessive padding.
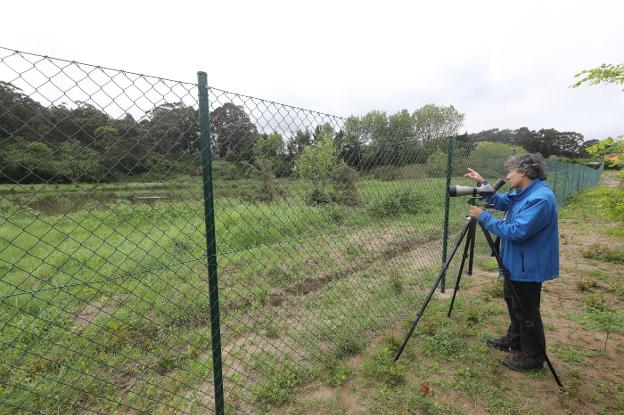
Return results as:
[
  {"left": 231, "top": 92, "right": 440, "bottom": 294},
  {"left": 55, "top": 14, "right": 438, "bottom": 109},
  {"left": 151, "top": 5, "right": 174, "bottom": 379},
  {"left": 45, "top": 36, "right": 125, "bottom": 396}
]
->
[
  {"left": 0, "top": 137, "right": 56, "bottom": 182},
  {"left": 313, "top": 123, "right": 336, "bottom": 143},
  {"left": 412, "top": 104, "right": 464, "bottom": 143},
  {"left": 286, "top": 130, "right": 313, "bottom": 161},
  {"left": 358, "top": 110, "right": 389, "bottom": 169},
  {"left": 45, "top": 102, "right": 111, "bottom": 145},
  {"left": 466, "top": 141, "right": 525, "bottom": 179},
  {"left": 424, "top": 150, "right": 448, "bottom": 177},
  {"left": 253, "top": 132, "right": 290, "bottom": 176},
  {"left": 295, "top": 135, "right": 337, "bottom": 182},
  {"left": 294, "top": 134, "right": 358, "bottom": 205},
  {"left": 145, "top": 102, "right": 198, "bottom": 154},
  {"left": 0, "top": 81, "right": 47, "bottom": 141},
  {"left": 466, "top": 127, "right": 586, "bottom": 158},
  {"left": 55, "top": 140, "right": 104, "bottom": 181},
  {"left": 338, "top": 116, "right": 365, "bottom": 168},
  {"left": 387, "top": 109, "right": 414, "bottom": 165},
  {"left": 585, "top": 137, "right": 624, "bottom": 169},
  {"left": 210, "top": 103, "right": 258, "bottom": 162}
]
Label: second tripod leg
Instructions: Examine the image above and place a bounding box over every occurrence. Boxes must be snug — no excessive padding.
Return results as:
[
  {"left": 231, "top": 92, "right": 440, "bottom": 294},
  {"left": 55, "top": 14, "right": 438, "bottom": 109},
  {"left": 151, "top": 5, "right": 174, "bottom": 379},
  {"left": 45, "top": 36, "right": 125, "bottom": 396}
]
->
[{"left": 448, "top": 220, "right": 475, "bottom": 317}]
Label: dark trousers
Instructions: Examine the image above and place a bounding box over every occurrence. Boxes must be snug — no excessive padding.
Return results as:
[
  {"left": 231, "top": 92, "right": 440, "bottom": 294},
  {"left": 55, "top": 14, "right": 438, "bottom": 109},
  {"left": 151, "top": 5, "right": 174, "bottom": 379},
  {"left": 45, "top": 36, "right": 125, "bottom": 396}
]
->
[{"left": 503, "top": 278, "right": 546, "bottom": 363}]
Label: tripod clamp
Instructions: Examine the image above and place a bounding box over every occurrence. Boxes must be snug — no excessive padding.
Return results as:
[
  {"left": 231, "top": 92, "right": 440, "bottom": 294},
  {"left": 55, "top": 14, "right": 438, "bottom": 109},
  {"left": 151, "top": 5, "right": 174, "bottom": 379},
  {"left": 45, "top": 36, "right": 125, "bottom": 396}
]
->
[{"left": 467, "top": 196, "right": 494, "bottom": 209}]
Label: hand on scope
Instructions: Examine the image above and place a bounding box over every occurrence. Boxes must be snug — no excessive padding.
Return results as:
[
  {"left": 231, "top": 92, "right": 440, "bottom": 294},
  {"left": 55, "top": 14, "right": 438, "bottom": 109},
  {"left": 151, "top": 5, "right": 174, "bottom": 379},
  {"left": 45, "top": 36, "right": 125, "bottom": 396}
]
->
[
  {"left": 464, "top": 168, "right": 483, "bottom": 183},
  {"left": 469, "top": 205, "right": 485, "bottom": 219}
]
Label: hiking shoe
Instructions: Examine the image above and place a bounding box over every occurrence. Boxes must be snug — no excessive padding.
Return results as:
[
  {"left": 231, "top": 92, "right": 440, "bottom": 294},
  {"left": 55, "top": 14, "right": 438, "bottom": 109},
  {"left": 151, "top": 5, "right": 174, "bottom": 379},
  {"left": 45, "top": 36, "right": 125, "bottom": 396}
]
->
[
  {"left": 502, "top": 352, "right": 544, "bottom": 371},
  {"left": 486, "top": 336, "right": 520, "bottom": 352}
]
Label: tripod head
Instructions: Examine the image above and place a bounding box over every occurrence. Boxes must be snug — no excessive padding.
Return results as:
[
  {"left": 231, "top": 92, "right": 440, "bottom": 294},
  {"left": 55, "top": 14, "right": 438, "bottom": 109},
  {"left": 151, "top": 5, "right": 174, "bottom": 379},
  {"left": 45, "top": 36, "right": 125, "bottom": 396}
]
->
[{"left": 468, "top": 198, "right": 494, "bottom": 208}]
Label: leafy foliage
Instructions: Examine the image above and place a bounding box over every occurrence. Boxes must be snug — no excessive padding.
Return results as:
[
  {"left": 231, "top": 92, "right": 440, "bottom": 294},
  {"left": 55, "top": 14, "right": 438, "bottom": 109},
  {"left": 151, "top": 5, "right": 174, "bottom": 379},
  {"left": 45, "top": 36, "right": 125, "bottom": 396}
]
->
[
  {"left": 572, "top": 62, "right": 624, "bottom": 168},
  {"left": 252, "top": 132, "right": 290, "bottom": 177},
  {"left": 572, "top": 63, "right": 624, "bottom": 90},
  {"left": 585, "top": 136, "right": 624, "bottom": 169},
  {"left": 210, "top": 102, "right": 258, "bottom": 162},
  {"left": 368, "top": 189, "right": 429, "bottom": 217}
]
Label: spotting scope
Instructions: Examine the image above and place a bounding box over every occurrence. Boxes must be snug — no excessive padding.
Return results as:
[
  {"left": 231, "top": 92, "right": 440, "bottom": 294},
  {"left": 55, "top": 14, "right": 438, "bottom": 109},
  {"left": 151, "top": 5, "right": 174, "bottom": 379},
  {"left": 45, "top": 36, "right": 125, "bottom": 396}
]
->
[{"left": 448, "top": 178, "right": 505, "bottom": 197}]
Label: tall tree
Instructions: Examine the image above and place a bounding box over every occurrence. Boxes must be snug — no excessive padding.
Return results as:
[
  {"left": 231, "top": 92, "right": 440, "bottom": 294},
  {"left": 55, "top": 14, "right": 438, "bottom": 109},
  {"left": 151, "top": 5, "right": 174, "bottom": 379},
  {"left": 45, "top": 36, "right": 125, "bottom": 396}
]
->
[
  {"left": 286, "top": 129, "right": 313, "bottom": 161},
  {"left": 387, "top": 109, "right": 414, "bottom": 165},
  {"left": 209, "top": 103, "right": 258, "bottom": 162},
  {"left": 253, "top": 132, "right": 289, "bottom": 176},
  {"left": 467, "top": 127, "right": 586, "bottom": 158},
  {"left": 145, "top": 102, "right": 198, "bottom": 154},
  {"left": 44, "top": 102, "right": 111, "bottom": 145},
  {"left": 412, "top": 104, "right": 464, "bottom": 143},
  {"left": 0, "top": 81, "right": 46, "bottom": 141},
  {"left": 336, "top": 117, "right": 364, "bottom": 168}
]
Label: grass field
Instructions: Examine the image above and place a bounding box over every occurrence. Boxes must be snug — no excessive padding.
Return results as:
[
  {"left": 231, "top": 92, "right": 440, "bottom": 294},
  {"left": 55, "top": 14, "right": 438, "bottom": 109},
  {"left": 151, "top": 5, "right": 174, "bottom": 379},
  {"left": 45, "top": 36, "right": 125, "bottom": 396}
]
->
[
  {"left": 1, "top": 173, "right": 485, "bottom": 414},
  {"left": 3, "top": 171, "right": 616, "bottom": 414}
]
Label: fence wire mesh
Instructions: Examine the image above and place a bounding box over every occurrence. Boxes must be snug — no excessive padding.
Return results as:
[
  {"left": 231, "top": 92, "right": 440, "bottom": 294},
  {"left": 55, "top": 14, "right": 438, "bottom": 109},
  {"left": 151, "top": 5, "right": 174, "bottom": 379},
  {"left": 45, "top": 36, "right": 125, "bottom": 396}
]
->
[{"left": 0, "top": 47, "right": 604, "bottom": 414}]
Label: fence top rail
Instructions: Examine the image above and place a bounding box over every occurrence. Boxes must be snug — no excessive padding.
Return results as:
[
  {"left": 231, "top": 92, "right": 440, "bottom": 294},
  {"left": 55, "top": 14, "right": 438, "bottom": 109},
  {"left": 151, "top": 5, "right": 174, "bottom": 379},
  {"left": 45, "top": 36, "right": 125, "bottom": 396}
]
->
[
  {"left": 0, "top": 45, "right": 197, "bottom": 86},
  {"left": 1, "top": 45, "right": 348, "bottom": 121}
]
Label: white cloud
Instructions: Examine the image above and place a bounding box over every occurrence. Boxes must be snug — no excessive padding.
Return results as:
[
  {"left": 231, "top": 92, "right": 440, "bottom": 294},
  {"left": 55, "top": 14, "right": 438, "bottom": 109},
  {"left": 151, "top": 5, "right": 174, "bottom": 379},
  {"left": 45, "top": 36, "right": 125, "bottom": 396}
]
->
[{"left": 2, "top": 0, "right": 622, "bottom": 139}]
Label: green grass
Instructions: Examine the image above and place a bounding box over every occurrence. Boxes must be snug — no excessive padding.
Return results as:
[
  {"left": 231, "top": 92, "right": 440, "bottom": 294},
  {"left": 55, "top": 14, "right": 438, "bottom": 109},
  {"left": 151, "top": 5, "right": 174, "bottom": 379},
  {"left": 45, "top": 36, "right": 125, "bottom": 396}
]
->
[
  {"left": 583, "top": 244, "right": 624, "bottom": 264},
  {"left": 294, "top": 171, "right": 623, "bottom": 415},
  {"left": 3, "top": 169, "right": 620, "bottom": 414},
  {"left": 0, "top": 174, "right": 465, "bottom": 413}
]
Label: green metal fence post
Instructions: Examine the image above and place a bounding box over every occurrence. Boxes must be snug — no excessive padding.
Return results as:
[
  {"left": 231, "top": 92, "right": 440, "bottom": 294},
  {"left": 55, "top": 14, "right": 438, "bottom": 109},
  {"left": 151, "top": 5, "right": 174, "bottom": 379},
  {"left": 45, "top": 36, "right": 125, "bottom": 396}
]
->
[
  {"left": 441, "top": 136, "right": 453, "bottom": 293},
  {"left": 197, "top": 71, "right": 225, "bottom": 415}
]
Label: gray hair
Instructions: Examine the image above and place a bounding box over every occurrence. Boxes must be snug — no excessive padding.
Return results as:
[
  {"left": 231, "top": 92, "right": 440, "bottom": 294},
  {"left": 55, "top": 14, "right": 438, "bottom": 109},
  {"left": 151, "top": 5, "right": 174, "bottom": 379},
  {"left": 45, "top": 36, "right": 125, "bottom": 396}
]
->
[{"left": 504, "top": 153, "right": 548, "bottom": 180}]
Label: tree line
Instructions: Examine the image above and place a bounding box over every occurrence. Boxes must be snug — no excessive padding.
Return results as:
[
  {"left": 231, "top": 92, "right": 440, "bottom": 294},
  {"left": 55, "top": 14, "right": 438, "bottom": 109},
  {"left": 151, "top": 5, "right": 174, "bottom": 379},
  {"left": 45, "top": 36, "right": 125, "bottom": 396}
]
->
[
  {"left": 458, "top": 128, "right": 595, "bottom": 159},
  {"left": 0, "top": 79, "right": 595, "bottom": 184}
]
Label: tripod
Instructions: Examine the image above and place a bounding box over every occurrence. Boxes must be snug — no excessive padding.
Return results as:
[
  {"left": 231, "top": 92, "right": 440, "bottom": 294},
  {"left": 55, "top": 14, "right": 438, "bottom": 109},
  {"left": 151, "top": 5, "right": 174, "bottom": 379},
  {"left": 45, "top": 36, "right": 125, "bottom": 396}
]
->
[{"left": 394, "top": 198, "right": 563, "bottom": 389}]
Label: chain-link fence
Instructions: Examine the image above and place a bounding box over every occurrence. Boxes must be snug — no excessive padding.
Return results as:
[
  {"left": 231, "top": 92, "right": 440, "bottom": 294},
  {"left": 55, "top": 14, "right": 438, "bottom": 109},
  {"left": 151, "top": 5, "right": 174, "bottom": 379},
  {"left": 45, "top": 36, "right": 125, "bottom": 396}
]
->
[
  {"left": 0, "top": 47, "right": 603, "bottom": 414},
  {"left": 547, "top": 159, "right": 603, "bottom": 205}
]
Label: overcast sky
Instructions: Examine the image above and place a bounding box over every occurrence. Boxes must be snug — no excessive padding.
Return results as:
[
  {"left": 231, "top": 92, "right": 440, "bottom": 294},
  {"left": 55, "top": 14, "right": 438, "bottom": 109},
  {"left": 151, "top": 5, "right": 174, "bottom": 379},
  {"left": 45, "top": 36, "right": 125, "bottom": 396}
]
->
[{"left": 2, "top": 0, "right": 623, "bottom": 139}]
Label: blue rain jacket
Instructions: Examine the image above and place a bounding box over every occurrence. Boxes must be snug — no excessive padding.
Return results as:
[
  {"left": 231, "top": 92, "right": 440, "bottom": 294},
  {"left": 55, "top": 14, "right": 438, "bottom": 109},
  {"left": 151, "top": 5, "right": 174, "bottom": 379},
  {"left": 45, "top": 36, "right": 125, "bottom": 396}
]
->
[{"left": 477, "top": 179, "right": 559, "bottom": 282}]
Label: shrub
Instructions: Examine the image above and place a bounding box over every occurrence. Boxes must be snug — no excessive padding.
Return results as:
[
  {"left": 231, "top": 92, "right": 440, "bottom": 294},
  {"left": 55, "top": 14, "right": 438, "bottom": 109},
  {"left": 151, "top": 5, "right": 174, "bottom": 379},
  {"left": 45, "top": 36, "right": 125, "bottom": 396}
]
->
[
  {"left": 368, "top": 189, "right": 429, "bottom": 217},
  {"left": 583, "top": 243, "right": 624, "bottom": 264},
  {"left": 212, "top": 160, "right": 252, "bottom": 180},
  {"left": 330, "top": 162, "right": 359, "bottom": 205},
  {"left": 363, "top": 347, "right": 406, "bottom": 386},
  {"left": 251, "top": 357, "right": 303, "bottom": 407},
  {"left": 296, "top": 138, "right": 359, "bottom": 206},
  {"left": 396, "top": 164, "right": 428, "bottom": 180},
  {"left": 368, "top": 165, "right": 399, "bottom": 181},
  {"left": 425, "top": 150, "right": 448, "bottom": 177}
]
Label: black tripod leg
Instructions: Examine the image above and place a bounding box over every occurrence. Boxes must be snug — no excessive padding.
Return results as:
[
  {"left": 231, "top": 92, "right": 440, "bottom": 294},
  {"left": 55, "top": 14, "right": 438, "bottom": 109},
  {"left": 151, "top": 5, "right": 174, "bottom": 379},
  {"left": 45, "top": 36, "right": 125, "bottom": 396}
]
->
[
  {"left": 477, "top": 223, "right": 564, "bottom": 389},
  {"left": 447, "top": 220, "right": 474, "bottom": 317},
  {"left": 395, "top": 217, "right": 475, "bottom": 362},
  {"left": 468, "top": 220, "right": 476, "bottom": 275}
]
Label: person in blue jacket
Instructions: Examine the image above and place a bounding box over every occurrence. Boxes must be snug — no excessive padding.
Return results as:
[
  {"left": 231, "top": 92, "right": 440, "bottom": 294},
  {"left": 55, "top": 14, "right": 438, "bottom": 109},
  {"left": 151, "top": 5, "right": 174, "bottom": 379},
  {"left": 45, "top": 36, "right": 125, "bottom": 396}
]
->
[{"left": 465, "top": 153, "right": 559, "bottom": 371}]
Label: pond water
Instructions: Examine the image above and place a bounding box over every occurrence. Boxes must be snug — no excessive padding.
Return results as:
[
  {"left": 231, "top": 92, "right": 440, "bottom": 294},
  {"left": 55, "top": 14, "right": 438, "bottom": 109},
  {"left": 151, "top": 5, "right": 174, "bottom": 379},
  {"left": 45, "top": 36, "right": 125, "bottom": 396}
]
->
[{"left": 14, "top": 192, "right": 177, "bottom": 214}]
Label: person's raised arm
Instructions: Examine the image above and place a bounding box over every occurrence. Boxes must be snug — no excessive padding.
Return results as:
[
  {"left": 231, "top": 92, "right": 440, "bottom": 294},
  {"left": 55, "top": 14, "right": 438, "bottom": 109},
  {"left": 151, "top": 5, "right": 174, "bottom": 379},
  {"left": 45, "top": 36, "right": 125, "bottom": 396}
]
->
[{"left": 464, "top": 168, "right": 483, "bottom": 183}]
